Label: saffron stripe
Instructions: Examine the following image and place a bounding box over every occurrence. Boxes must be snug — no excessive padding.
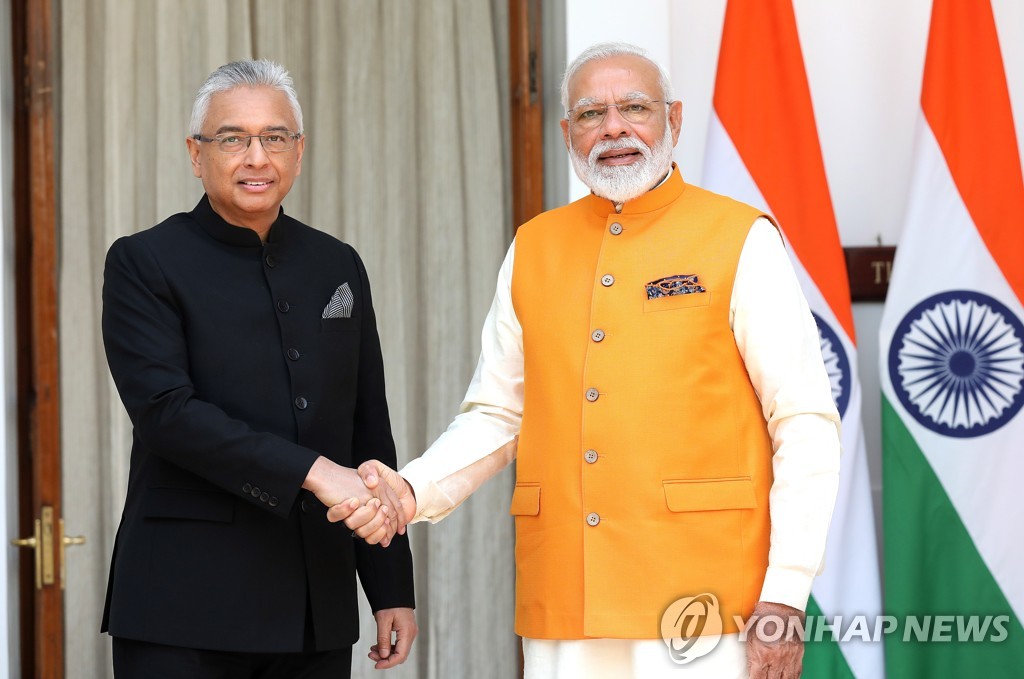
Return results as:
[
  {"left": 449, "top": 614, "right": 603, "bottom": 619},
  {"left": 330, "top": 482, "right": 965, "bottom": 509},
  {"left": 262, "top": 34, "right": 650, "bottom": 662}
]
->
[
  {"left": 712, "top": 0, "right": 854, "bottom": 340},
  {"left": 921, "top": 0, "right": 1024, "bottom": 306}
]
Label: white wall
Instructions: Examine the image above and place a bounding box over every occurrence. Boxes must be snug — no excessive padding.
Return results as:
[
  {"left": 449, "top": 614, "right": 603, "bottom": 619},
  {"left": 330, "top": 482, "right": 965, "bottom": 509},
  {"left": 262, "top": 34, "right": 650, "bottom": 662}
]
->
[{"left": 561, "top": 0, "right": 1024, "bottom": 555}]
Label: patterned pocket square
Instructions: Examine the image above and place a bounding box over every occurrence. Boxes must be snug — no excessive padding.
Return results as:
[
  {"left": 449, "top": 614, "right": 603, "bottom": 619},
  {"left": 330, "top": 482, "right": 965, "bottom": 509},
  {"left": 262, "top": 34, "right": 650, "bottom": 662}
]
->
[
  {"left": 646, "top": 274, "right": 706, "bottom": 300},
  {"left": 322, "top": 283, "right": 354, "bottom": 319}
]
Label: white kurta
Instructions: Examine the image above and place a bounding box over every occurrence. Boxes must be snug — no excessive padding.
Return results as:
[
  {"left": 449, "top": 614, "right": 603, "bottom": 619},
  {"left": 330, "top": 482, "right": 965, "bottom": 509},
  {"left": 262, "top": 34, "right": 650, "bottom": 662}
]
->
[{"left": 401, "top": 217, "right": 841, "bottom": 678}]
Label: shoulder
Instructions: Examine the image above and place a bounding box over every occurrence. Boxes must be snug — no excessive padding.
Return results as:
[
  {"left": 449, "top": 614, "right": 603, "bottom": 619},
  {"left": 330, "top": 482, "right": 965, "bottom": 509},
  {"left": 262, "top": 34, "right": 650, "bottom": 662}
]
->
[
  {"left": 105, "top": 211, "right": 194, "bottom": 263},
  {"left": 282, "top": 215, "right": 365, "bottom": 272},
  {"left": 514, "top": 196, "right": 593, "bottom": 240},
  {"left": 683, "top": 183, "right": 764, "bottom": 220}
]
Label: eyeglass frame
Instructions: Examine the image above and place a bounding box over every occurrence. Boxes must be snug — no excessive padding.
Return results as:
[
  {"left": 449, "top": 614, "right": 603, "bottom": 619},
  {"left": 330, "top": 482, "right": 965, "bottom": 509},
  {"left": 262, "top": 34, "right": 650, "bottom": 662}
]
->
[
  {"left": 191, "top": 131, "right": 304, "bottom": 154},
  {"left": 565, "top": 99, "right": 672, "bottom": 128}
]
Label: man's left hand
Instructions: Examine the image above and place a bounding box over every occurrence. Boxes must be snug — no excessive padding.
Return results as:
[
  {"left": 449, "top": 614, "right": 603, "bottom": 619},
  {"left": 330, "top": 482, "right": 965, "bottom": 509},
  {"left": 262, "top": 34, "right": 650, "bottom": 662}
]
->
[
  {"left": 745, "top": 601, "right": 804, "bottom": 678},
  {"left": 369, "top": 607, "right": 417, "bottom": 669}
]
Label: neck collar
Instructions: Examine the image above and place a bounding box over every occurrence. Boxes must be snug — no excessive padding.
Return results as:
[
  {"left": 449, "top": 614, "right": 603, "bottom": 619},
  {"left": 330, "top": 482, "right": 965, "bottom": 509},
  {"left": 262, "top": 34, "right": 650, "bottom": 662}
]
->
[{"left": 192, "top": 194, "right": 285, "bottom": 248}]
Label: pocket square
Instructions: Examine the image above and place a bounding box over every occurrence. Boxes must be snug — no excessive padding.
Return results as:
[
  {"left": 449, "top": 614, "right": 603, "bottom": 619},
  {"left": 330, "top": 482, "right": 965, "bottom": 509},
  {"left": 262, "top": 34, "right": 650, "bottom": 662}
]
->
[
  {"left": 322, "top": 283, "right": 354, "bottom": 319},
  {"left": 646, "top": 274, "right": 706, "bottom": 300}
]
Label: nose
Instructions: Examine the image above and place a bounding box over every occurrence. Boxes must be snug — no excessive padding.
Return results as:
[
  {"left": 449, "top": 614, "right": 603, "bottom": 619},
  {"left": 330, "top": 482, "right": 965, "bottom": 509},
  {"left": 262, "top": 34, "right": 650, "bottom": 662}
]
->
[
  {"left": 243, "top": 136, "right": 270, "bottom": 166},
  {"left": 600, "top": 105, "right": 632, "bottom": 138}
]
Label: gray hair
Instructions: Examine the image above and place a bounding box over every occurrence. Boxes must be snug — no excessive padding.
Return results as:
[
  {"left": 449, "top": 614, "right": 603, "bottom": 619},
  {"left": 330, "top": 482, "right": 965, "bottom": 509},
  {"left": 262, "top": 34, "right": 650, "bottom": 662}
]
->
[
  {"left": 560, "top": 42, "right": 674, "bottom": 114},
  {"left": 189, "top": 59, "right": 303, "bottom": 136}
]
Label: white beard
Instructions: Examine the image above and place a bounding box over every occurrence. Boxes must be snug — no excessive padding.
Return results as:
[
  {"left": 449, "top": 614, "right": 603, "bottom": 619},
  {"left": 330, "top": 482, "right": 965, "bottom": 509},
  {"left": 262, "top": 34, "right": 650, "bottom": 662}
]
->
[{"left": 569, "top": 125, "right": 675, "bottom": 204}]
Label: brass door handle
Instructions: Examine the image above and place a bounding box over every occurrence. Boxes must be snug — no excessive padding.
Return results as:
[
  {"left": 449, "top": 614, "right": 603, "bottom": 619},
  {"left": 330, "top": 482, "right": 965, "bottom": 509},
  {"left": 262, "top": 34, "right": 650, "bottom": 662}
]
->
[
  {"left": 11, "top": 510, "right": 87, "bottom": 589},
  {"left": 11, "top": 518, "right": 43, "bottom": 589},
  {"left": 59, "top": 520, "right": 85, "bottom": 589}
]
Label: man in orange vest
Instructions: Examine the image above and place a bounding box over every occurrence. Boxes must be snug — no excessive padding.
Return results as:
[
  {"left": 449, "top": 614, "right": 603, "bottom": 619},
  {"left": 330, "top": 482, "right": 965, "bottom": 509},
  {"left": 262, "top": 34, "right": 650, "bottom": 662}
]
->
[{"left": 334, "top": 42, "right": 840, "bottom": 678}]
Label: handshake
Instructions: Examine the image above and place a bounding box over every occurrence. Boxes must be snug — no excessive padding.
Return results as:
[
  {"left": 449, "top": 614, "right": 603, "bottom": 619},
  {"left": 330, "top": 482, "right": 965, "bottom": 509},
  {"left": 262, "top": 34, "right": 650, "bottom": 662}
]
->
[{"left": 303, "top": 457, "right": 414, "bottom": 548}]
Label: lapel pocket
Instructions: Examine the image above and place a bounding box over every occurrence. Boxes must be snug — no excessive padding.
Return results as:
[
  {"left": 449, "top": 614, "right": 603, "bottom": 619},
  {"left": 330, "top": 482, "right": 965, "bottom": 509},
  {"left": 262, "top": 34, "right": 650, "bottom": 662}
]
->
[
  {"left": 644, "top": 291, "right": 712, "bottom": 313},
  {"left": 320, "top": 316, "right": 355, "bottom": 333}
]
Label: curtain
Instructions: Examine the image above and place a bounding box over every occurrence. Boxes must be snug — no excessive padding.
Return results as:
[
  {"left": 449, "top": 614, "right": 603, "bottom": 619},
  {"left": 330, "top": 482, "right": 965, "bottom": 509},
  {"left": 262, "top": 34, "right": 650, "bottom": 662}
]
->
[{"left": 59, "top": 2, "right": 515, "bottom": 677}]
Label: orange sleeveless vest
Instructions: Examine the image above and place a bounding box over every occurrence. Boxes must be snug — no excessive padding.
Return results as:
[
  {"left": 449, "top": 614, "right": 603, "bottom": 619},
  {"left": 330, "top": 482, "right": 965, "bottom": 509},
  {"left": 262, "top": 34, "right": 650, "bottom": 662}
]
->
[{"left": 509, "top": 169, "right": 774, "bottom": 639}]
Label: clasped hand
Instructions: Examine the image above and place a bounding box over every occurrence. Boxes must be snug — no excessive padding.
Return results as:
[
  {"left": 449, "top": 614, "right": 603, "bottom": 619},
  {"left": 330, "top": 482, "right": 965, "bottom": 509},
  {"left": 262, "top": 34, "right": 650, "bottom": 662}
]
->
[
  {"left": 303, "top": 457, "right": 411, "bottom": 547},
  {"left": 322, "top": 459, "right": 416, "bottom": 547}
]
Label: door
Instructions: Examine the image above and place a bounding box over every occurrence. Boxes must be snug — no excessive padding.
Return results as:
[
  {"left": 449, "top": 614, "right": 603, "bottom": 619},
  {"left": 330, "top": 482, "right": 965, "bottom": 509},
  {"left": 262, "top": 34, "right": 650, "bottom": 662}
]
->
[{"left": 9, "top": 1, "right": 85, "bottom": 677}]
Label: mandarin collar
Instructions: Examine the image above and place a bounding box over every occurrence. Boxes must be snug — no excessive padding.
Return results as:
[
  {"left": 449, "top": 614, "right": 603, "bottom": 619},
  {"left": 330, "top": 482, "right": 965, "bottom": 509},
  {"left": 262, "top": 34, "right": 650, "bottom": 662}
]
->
[
  {"left": 192, "top": 194, "right": 286, "bottom": 248},
  {"left": 582, "top": 164, "right": 687, "bottom": 217}
]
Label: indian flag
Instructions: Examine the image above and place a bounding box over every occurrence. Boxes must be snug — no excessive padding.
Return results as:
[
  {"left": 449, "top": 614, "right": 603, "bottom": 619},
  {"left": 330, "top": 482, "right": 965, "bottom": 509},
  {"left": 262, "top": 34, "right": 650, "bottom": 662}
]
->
[
  {"left": 879, "top": 0, "right": 1024, "bottom": 675},
  {"left": 701, "top": 1, "right": 883, "bottom": 677}
]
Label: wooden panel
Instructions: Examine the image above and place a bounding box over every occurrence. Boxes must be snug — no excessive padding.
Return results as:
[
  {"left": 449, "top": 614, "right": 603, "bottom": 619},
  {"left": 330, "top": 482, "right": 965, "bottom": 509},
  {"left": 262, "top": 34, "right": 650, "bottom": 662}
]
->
[
  {"left": 844, "top": 246, "right": 896, "bottom": 302},
  {"left": 509, "top": 0, "right": 544, "bottom": 232},
  {"left": 11, "top": 0, "right": 65, "bottom": 676}
]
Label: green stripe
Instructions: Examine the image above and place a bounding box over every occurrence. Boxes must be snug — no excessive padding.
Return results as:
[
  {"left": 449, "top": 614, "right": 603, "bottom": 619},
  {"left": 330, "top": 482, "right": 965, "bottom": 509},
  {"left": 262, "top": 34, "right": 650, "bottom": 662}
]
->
[
  {"left": 883, "top": 396, "right": 1024, "bottom": 677},
  {"left": 802, "top": 594, "right": 856, "bottom": 678}
]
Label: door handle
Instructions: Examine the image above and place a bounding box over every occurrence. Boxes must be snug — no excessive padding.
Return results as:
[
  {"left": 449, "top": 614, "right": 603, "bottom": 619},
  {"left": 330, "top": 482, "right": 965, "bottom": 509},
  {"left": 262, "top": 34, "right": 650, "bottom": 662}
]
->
[
  {"left": 11, "top": 518, "right": 42, "bottom": 589},
  {"left": 11, "top": 507, "right": 86, "bottom": 589},
  {"left": 59, "top": 519, "right": 86, "bottom": 589}
]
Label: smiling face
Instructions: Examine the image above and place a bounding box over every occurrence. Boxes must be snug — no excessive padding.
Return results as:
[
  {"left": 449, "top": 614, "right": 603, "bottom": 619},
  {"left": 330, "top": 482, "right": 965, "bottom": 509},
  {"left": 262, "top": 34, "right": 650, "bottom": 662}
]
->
[
  {"left": 186, "top": 86, "right": 304, "bottom": 237},
  {"left": 561, "top": 54, "right": 682, "bottom": 203}
]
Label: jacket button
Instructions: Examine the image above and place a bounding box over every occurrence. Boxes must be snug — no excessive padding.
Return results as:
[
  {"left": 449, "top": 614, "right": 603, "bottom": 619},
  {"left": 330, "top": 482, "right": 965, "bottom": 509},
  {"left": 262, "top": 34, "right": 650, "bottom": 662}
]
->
[
  {"left": 300, "top": 499, "right": 308, "bottom": 513},
  {"left": 600, "top": 274, "right": 615, "bottom": 287},
  {"left": 584, "top": 449, "right": 598, "bottom": 464},
  {"left": 269, "top": 497, "right": 279, "bottom": 507},
  {"left": 260, "top": 492, "right": 270, "bottom": 503},
  {"left": 294, "top": 396, "right": 308, "bottom": 410},
  {"left": 591, "top": 329, "right": 605, "bottom": 342},
  {"left": 250, "top": 486, "right": 261, "bottom": 498},
  {"left": 277, "top": 300, "right": 290, "bottom": 313},
  {"left": 609, "top": 222, "right": 623, "bottom": 235},
  {"left": 265, "top": 254, "right": 277, "bottom": 268},
  {"left": 286, "top": 348, "right": 301, "bottom": 361},
  {"left": 586, "top": 512, "right": 601, "bottom": 526},
  {"left": 585, "top": 388, "right": 599, "bottom": 402},
  {"left": 242, "top": 483, "right": 252, "bottom": 494}
]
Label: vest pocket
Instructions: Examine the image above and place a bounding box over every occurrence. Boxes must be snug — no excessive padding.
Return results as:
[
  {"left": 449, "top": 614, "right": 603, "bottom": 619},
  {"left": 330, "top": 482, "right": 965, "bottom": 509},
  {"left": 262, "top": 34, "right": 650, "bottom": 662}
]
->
[
  {"left": 662, "top": 476, "right": 756, "bottom": 512},
  {"left": 643, "top": 291, "right": 712, "bottom": 313},
  {"left": 509, "top": 483, "right": 541, "bottom": 516}
]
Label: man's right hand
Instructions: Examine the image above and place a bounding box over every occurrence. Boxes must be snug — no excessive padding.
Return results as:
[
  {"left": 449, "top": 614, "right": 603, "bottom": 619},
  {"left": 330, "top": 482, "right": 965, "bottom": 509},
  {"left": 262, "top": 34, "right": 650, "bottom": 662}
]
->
[
  {"left": 302, "top": 456, "right": 406, "bottom": 546},
  {"left": 327, "top": 460, "right": 416, "bottom": 545}
]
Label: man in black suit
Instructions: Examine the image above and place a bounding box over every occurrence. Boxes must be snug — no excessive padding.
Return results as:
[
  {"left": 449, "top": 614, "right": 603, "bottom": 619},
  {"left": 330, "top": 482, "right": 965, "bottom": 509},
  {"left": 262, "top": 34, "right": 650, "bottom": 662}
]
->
[{"left": 100, "top": 59, "right": 416, "bottom": 678}]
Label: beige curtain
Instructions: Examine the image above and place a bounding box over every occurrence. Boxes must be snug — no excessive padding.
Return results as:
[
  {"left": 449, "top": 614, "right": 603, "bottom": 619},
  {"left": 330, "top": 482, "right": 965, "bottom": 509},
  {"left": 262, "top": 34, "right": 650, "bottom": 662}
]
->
[{"left": 59, "top": 2, "right": 515, "bottom": 677}]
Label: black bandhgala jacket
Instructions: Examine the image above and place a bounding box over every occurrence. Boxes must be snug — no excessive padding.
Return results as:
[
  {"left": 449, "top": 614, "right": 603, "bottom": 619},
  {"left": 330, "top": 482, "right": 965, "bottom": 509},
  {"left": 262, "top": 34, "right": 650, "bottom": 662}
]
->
[{"left": 100, "top": 195, "right": 414, "bottom": 653}]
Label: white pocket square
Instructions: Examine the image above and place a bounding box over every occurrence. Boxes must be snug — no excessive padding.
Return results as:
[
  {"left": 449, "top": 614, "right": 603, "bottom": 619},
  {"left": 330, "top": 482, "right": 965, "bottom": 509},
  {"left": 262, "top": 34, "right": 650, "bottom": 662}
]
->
[{"left": 322, "top": 282, "right": 354, "bottom": 319}]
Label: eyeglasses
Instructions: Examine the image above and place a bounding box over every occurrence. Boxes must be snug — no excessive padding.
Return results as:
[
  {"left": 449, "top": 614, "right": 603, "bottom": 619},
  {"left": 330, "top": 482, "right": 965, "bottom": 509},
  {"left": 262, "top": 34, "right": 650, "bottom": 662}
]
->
[
  {"left": 192, "top": 131, "right": 302, "bottom": 154},
  {"left": 566, "top": 100, "right": 670, "bottom": 130}
]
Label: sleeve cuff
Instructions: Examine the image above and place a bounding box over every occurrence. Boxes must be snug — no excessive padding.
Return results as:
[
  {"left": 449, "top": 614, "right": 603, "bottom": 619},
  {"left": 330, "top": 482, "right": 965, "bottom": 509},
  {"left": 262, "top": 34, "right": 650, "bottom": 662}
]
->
[
  {"left": 758, "top": 566, "right": 815, "bottom": 611},
  {"left": 402, "top": 464, "right": 458, "bottom": 524}
]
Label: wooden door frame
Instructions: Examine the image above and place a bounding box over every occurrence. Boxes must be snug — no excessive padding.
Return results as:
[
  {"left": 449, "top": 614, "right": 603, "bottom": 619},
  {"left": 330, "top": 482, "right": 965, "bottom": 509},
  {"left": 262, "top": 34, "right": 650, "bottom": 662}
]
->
[
  {"left": 509, "top": 0, "right": 544, "bottom": 232},
  {"left": 10, "top": 0, "right": 64, "bottom": 676}
]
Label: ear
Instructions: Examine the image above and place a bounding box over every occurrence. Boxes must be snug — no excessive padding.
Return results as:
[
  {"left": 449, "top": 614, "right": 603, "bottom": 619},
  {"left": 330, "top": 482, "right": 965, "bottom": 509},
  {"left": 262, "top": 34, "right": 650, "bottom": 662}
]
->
[
  {"left": 668, "top": 100, "right": 683, "bottom": 147},
  {"left": 560, "top": 118, "right": 571, "bottom": 151},
  {"left": 293, "top": 134, "right": 305, "bottom": 177},
  {"left": 186, "top": 136, "right": 203, "bottom": 178}
]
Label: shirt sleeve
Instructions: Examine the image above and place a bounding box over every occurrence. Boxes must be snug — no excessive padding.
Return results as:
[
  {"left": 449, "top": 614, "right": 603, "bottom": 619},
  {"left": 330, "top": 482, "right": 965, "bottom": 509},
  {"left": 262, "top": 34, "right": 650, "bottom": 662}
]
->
[
  {"left": 400, "top": 241, "right": 523, "bottom": 522},
  {"left": 730, "top": 217, "right": 842, "bottom": 611}
]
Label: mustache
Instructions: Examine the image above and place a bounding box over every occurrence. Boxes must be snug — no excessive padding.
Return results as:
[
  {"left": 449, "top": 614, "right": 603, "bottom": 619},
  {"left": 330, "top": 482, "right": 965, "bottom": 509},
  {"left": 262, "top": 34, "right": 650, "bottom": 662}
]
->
[{"left": 588, "top": 137, "right": 652, "bottom": 165}]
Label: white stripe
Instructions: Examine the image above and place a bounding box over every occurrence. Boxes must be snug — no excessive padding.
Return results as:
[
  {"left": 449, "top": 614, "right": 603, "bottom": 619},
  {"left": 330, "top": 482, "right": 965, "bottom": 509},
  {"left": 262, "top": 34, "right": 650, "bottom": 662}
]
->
[
  {"left": 880, "top": 114, "right": 1024, "bottom": 617},
  {"left": 704, "top": 111, "right": 884, "bottom": 678}
]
